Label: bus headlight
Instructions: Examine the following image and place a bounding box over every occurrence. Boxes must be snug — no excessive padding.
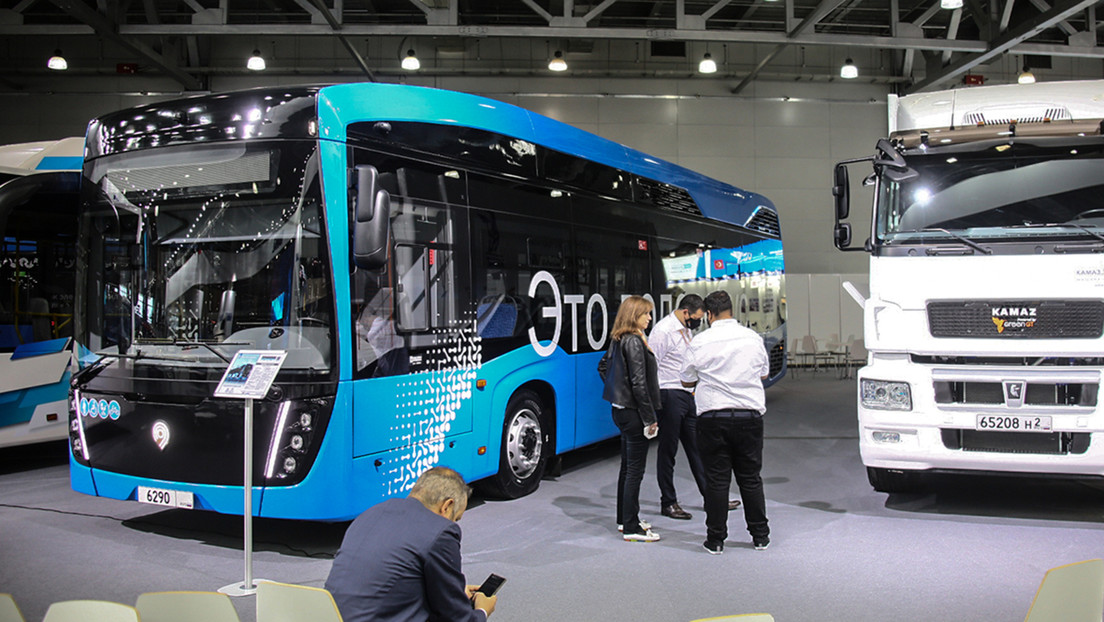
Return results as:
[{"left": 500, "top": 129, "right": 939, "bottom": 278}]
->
[
  {"left": 264, "top": 397, "right": 331, "bottom": 482},
  {"left": 861, "top": 379, "right": 912, "bottom": 411}
]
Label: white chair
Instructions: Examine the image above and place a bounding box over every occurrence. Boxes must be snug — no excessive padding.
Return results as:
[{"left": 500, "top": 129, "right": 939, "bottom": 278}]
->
[
  {"left": 786, "top": 338, "right": 801, "bottom": 378},
  {"left": 691, "top": 614, "right": 775, "bottom": 622},
  {"left": 1024, "top": 558, "right": 1104, "bottom": 622},
  {"left": 136, "top": 591, "right": 241, "bottom": 622},
  {"left": 43, "top": 600, "right": 140, "bottom": 622},
  {"left": 0, "top": 594, "right": 25, "bottom": 622},
  {"left": 800, "top": 334, "right": 836, "bottom": 372},
  {"left": 256, "top": 580, "right": 343, "bottom": 622},
  {"left": 844, "top": 338, "right": 867, "bottom": 379}
]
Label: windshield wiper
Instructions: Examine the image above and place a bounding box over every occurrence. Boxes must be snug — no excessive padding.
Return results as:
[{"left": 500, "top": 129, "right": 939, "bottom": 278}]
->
[
  {"left": 135, "top": 337, "right": 249, "bottom": 364},
  {"left": 918, "top": 228, "right": 992, "bottom": 255},
  {"left": 1057, "top": 223, "right": 1104, "bottom": 243}
]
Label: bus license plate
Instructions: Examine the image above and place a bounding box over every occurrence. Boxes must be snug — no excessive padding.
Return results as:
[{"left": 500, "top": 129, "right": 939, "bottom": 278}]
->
[
  {"left": 137, "top": 486, "right": 194, "bottom": 509},
  {"left": 975, "top": 415, "right": 1052, "bottom": 432}
]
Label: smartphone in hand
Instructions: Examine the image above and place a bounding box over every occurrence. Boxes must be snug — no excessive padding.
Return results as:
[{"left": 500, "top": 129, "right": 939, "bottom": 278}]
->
[{"left": 475, "top": 573, "right": 506, "bottom": 598}]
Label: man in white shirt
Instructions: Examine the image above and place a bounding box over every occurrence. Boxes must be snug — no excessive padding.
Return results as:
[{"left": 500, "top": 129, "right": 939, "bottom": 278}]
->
[
  {"left": 651, "top": 294, "right": 740, "bottom": 521},
  {"left": 681, "top": 290, "right": 770, "bottom": 555}
]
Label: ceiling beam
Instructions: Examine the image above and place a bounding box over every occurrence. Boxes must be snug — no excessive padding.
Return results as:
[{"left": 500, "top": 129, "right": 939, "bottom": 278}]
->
[
  {"left": 46, "top": 0, "right": 203, "bottom": 89},
  {"left": 13, "top": 21, "right": 1104, "bottom": 58},
  {"left": 731, "top": 0, "right": 852, "bottom": 93},
  {"left": 302, "top": 0, "right": 376, "bottom": 80},
  {"left": 907, "top": 0, "right": 1100, "bottom": 92}
]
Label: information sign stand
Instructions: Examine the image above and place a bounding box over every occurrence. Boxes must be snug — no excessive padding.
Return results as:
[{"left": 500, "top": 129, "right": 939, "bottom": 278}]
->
[{"left": 213, "top": 350, "right": 288, "bottom": 597}]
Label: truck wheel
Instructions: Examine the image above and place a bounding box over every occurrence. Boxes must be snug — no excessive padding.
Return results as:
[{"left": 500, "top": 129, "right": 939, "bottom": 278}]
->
[
  {"left": 867, "top": 467, "right": 919, "bottom": 493},
  {"left": 483, "top": 390, "right": 551, "bottom": 499}
]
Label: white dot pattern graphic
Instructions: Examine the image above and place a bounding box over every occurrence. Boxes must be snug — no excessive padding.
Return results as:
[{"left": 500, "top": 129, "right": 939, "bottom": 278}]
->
[{"left": 383, "top": 316, "right": 483, "bottom": 496}]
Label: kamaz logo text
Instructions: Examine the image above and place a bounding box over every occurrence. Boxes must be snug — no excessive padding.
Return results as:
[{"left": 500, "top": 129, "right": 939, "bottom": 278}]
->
[
  {"left": 991, "top": 307, "right": 1037, "bottom": 317},
  {"left": 991, "top": 306, "right": 1037, "bottom": 334}
]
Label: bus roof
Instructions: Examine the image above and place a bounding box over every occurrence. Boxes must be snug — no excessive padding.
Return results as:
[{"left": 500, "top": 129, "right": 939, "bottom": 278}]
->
[
  {"left": 0, "top": 137, "right": 83, "bottom": 176},
  {"left": 317, "top": 83, "right": 775, "bottom": 232}
]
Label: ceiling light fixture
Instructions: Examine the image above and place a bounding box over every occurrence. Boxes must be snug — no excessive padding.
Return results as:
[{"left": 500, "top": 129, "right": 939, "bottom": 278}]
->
[
  {"left": 548, "top": 50, "right": 567, "bottom": 72},
  {"left": 47, "top": 49, "right": 68, "bottom": 71},
  {"left": 840, "top": 58, "right": 858, "bottom": 79},
  {"left": 402, "top": 49, "right": 420, "bottom": 71},
  {"left": 941, "top": 0, "right": 964, "bottom": 9},
  {"left": 698, "top": 52, "right": 717, "bottom": 74},
  {"left": 247, "top": 49, "right": 266, "bottom": 71},
  {"left": 1018, "top": 66, "right": 1036, "bottom": 84}
]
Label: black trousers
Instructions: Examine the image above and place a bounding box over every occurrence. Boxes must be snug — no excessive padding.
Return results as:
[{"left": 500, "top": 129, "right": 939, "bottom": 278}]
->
[
  {"left": 612, "top": 407, "right": 650, "bottom": 534},
  {"left": 697, "top": 414, "right": 768, "bottom": 544},
  {"left": 656, "top": 389, "right": 708, "bottom": 507}
]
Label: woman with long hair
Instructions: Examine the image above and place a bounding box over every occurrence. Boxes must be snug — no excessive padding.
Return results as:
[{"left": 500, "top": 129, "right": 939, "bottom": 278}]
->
[{"left": 598, "top": 295, "right": 662, "bottom": 542}]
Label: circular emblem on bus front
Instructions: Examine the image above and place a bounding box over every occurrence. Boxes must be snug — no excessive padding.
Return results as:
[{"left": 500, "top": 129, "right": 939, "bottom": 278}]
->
[{"left": 152, "top": 421, "right": 171, "bottom": 451}]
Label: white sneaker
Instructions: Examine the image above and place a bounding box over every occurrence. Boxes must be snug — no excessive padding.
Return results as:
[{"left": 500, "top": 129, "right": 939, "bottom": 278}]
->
[
  {"left": 617, "top": 520, "right": 651, "bottom": 533},
  {"left": 623, "top": 529, "right": 661, "bottom": 542}
]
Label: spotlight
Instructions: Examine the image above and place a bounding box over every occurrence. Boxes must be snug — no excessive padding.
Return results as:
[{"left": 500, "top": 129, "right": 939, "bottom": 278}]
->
[
  {"left": 1018, "top": 66, "right": 1036, "bottom": 84},
  {"left": 941, "top": 0, "right": 963, "bottom": 9},
  {"left": 247, "top": 49, "right": 266, "bottom": 71},
  {"left": 698, "top": 53, "right": 717, "bottom": 74},
  {"left": 548, "top": 50, "right": 567, "bottom": 72},
  {"left": 47, "top": 49, "right": 68, "bottom": 71},
  {"left": 840, "top": 58, "right": 858, "bottom": 79},
  {"left": 402, "top": 49, "right": 420, "bottom": 71}
]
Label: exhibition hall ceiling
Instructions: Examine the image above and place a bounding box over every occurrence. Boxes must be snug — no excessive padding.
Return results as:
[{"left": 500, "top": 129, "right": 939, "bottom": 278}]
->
[{"left": 3, "top": 0, "right": 1103, "bottom": 93}]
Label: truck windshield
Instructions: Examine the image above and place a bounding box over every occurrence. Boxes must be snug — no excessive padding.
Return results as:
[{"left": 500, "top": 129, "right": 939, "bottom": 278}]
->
[
  {"left": 876, "top": 138, "right": 1104, "bottom": 245},
  {"left": 77, "top": 140, "right": 335, "bottom": 377}
]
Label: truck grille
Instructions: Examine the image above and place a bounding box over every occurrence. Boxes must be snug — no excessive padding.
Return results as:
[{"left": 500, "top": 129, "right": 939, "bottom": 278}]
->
[
  {"left": 769, "top": 340, "right": 785, "bottom": 378},
  {"left": 934, "top": 381, "right": 1098, "bottom": 406},
  {"left": 928, "top": 300, "right": 1104, "bottom": 339},
  {"left": 941, "top": 429, "right": 1091, "bottom": 455}
]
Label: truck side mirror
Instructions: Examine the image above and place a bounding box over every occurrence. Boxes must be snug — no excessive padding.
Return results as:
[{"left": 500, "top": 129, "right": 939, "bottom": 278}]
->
[
  {"left": 833, "top": 164, "right": 850, "bottom": 220},
  {"left": 834, "top": 223, "right": 853, "bottom": 250},
  {"left": 353, "top": 165, "right": 392, "bottom": 270}
]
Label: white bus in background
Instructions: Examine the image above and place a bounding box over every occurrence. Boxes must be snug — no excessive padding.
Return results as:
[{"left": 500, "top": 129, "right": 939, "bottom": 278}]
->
[
  {"left": 0, "top": 138, "right": 82, "bottom": 448},
  {"left": 831, "top": 80, "right": 1104, "bottom": 492}
]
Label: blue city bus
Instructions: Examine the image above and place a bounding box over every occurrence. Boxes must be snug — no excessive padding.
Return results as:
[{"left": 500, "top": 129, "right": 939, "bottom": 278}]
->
[
  {"left": 0, "top": 138, "right": 83, "bottom": 449},
  {"left": 69, "top": 84, "right": 786, "bottom": 520}
]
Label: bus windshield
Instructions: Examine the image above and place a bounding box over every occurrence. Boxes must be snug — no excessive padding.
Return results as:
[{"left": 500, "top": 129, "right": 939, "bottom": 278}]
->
[
  {"left": 876, "top": 138, "right": 1104, "bottom": 246},
  {"left": 77, "top": 140, "right": 335, "bottom": 377}
]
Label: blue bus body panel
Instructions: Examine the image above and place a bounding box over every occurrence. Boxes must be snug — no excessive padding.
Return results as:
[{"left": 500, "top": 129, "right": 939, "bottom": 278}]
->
[
  {"left": 316, "top": 83, "right": 774, "bottom": 229},
  {"left": 11, "top": 337, "right": 70, "bottom": 360},
  {"left": 0, "top": 374, "right": 69, "bottom": 428}
]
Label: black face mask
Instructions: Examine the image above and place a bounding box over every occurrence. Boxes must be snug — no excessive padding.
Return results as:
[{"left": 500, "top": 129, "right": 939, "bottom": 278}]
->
[{"left": 685, "top": 316, "right": 702, "bottom": 330}]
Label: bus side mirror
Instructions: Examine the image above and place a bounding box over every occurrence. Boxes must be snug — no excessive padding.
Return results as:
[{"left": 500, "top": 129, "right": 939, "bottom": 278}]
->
[
  {"left": 833, "top": 164, "right": 850, "bottom": 220},
  {"left": 353, "top": 165, "right": 391, "bottom": 270}
]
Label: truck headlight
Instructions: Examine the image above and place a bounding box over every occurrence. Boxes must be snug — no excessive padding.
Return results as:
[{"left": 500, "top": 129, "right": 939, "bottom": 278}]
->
[{"left": 861, "top": 379, "right": 912, "bottom": 411}]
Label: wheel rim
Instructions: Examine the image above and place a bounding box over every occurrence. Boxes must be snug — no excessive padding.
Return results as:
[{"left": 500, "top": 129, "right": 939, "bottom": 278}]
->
[{"left": 505, "top": 407, "right": 542, "bottom": 480}]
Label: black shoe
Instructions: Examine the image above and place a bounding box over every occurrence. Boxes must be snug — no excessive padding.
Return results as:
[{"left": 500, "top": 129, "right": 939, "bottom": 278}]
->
[
  {"left": 662, "top": 503, "right": 692, "bottom": 520},
  {"left": 753, "top": 536, "right": 770, "bottom": 550},
  {"left": 728, "top": 499, "right": 742, "bottom": 511},
  {"left": 703, "top": 540, "right": 724, "bottom": 555}
]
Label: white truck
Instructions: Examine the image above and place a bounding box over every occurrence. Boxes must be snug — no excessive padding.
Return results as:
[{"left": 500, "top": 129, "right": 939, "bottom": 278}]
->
[{"left": 832, "top": 80, "right": 1104, "bottom": 492}]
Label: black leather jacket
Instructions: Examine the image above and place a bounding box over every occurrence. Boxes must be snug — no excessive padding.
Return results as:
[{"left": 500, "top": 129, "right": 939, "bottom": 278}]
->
[{"left": 598, "top": 333, "right": 661, "bottom": 426}]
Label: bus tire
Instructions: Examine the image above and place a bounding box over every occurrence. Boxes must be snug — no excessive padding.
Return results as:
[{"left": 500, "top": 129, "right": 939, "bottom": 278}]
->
[
  {"left": 484, "top": 389, "right": 549, "bottom": 499},
  {"left": 867, "top": 467, "right": 919, "bottom": 493}
]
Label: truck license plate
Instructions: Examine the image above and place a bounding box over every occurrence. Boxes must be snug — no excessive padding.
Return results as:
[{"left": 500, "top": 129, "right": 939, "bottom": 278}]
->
[
  {"left": 975, "top": 415, "right": 1053, "bottom": 432},
  {"left": 137, "top": 486, "right": 194, "bottom": 509}
]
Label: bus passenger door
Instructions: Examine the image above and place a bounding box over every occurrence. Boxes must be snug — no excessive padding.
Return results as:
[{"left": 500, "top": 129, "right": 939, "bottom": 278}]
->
[{"left": 348, "top": 154, "right": 472, "bottom": 492}]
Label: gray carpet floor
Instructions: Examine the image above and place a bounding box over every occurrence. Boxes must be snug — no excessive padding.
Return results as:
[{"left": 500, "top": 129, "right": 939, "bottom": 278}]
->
[{"left": 2, "top": 373, "right": 1103, "bottom": 621}]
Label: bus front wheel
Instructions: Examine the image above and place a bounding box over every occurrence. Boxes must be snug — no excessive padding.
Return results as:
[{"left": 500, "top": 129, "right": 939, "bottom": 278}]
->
[{"left": 485, "top": 390, "right": 550, "bottom": 499}]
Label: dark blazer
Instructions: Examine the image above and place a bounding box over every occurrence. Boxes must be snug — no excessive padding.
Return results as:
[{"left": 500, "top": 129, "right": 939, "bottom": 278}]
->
[
  {"left": 325, "top": 497, "right": 487, "bottom": 622},
  {"left": 598, "top": 333, "right": 661, "bottom": 426}
]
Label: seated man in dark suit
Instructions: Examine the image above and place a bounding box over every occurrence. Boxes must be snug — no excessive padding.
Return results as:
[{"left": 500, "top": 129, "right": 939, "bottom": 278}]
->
[{"left": 325, "top": 467, "right": 498, "bottom": 622}]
